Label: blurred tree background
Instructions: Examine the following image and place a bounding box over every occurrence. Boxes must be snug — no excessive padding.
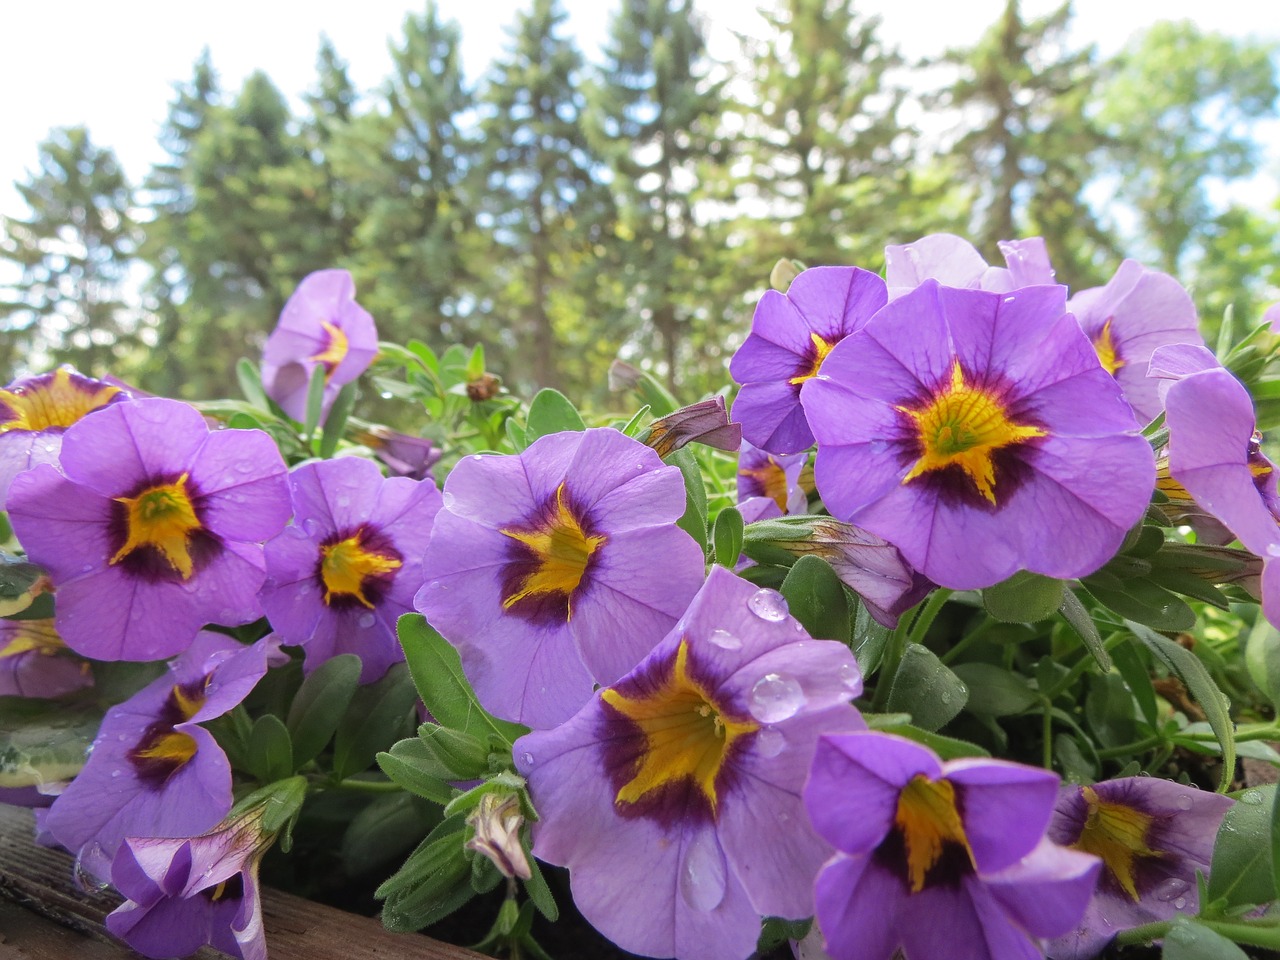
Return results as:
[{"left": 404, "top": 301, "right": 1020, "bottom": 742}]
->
[{"left": 1, "top": 0, "right": 1278, "bottom": 409}]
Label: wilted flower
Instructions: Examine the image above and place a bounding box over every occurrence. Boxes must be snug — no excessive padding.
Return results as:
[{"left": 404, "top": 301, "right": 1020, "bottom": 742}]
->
[
  {"left": 261, "top": 457, "right": 442, "bottom": 682},
  {"left": 803, "top": 281, "right": 1154, "bottom": 589},
  {"left": 1068, "top": 260, "right": 1203, "bottom": 424},
  {"left": 730, "top": 266, "right": 887, "bottom": 454},
  {"left": 0, "top": 619, "right": 92, "bottom": 698},
  {"left": 516, "top": 567, "right": 865, "bottom": 960},
  {"left": 7, "top": 398, "right": 290, "bottom": 661},
  {"left": 416, "top": 428, "right": 705, "bottom": 728},
  {"left": 805, "top": 732, "right": 1099, "bottom": 960},
  {"left": 351, "top": 424, "right": 442, "bottom": 480},
  {"left": 1046, "top": 778, "right": 1234, "bottom": 960},
  {"left": 884, "top": 233, "right": 1054, "bottom": 300},
  {"left": 465, "top": 792, "right": 531, "bottom": 881},
  {"left": 106, "top": 801, "right": 279, "bottom": 960},
  {"left": 44, "top": 633, "right": 279, "bottom": 884},
  {"left": 645, "top": 396, "right": 742, "bottom": 458},
  {"left": 261, "top": 269, "right": 378, "bottom": 422},
  {"left": 0, "top": 365, "right": 130, "bottom": 504}
]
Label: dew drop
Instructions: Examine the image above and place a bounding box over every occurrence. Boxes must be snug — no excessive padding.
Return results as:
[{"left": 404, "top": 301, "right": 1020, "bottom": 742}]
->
[
  {"left": 1154, "top": 878, "right": 1189, "bottom": 902},
  {"left": 707, "top": 629, "right": 742, "bottom": 651},
  {"left": 678, "top": 831, "right": 727, "bottom": 912},
  {"left": 235, "top": 460, "right": 255, "bottom": 474},
  {"left": 81, "top": 562, "right": 94, "bottom": 573},
  {"left": 73, "top": 845, "right": 112, "bottom": 893},
  {"left": 471, "top": 454, "right": 485, "bottom": 462},
  {"left": 747, "top": 588, "right": 789, "bottom": 622},
  {"left": 755, "top": 727, "right": 785, "bottom": 758},
  {"left": 1268, "top": 544, "right": 1280, "bottom": 558},
  {"left": 520, "top": 752, "right": 534, "bottom": 767},
  {"left": 1240, "top": 789, "right": 1263, "bottom": 806},
  {"left": 42, "top": 442, "right": 57, "bottom": 454},
  {"left": 1173, "top": 896, "right": 1187, "bottom": 910},
  {"left": 749, "top": 673, "right": 805, "bottom": 723},
  {"left": 336, "top": 495, "right": 351, "bottom": 508},
  {"left": 1176, "top": 794, "right": 1193, "bottom": 811},
  {"left": 839, "top": 661, "right": 861, "bottom": 692},
  {"left": 110, "top": 769, "right": 120, "bottom": 779},
  {"left": 442, "top": 491, "right": 456, "bottom": 510},
  {"left": 358, "top": 613, "right": 376, "bottom": 629},
  {"left": 379, "top": 391, "right": 393, "bottom": 400}
]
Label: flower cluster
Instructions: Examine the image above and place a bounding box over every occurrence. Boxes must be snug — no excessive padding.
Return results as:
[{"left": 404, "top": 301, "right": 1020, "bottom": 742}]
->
[{"left": 1, "top": 244, "right": 1273, "bottom": 960}]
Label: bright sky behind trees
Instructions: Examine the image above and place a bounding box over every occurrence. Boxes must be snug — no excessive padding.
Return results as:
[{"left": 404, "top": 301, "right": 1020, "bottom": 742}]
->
[{"left": 3, "top": 0, "right": 1276, "bottom": 221}]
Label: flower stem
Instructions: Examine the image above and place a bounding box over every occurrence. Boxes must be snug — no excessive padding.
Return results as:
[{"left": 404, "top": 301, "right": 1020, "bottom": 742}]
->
[
  {"left": 906, "top": 588, "right": 953, "bottom": 647},
  {"left": 321, "top": 777, "right": 404, "bottom": 794}
]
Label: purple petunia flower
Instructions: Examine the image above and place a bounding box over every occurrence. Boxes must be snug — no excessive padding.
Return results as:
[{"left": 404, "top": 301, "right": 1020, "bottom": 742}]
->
[
  {"left": 261, "top": 457, "right": 442, "bottom": 683},
  {"left": 1045, "top": 778, "right": 1233, "bottom": 960},
  {"left": 515, "top": 567, "right": 865, "bottom": 960},
  {"left": 802, "top": 281, "right": 1155, "bottom": 590},
  {"left": 0, "top": 619, "right": 92, "bottom": 698},
  {"left": 44, "top": 632, "right": 279, "bottom": 885},
  {"left": 730, "top": 267, "right": 887, "bottom": 455},
  {"left": 1067, "top": 260, "right": 1204, "bottom": 424},
  {"left": 1157, "top": 361, "right": 1280, "bottom": 626},
  {"left": 7, "top": 398, "right": 291, "bottom": 661},
  {"left": 0, "top": 365, "right": 131, "bottom": 504},
  {"left": 416, "top": 427, "right": 706, "bottom": 728},
  {"left": 106, "top": 803, "right": 274, "bottom": 960},
  {"left": 261, "top": 269, "right": 378, "bottom": 422},
  {"left": 805, "top": 732, "right": 1099, "bottom": 960},
  {"left": 884, "top": 234, "right": 1055, "bottom": 300},
  {"left": 351, "top": 425, "right": 442, "bottom": 481},
  {"left": 737, "top": 441, "right": 807, "bottom": 516}
]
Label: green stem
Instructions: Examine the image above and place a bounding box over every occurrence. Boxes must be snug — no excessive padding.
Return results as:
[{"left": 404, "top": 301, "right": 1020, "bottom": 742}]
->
[
  {"left": 940, "top": 617, "right": 995, "bottom": 665},
  {"left": 906, "top": 588, "right": 953, "bottom": 647},
  {"left": 1114, "top": 921, "right": 1171, "bottom": 947},
  {"left": 1096, "top": 733, "right": 1166, "bottom": 760},
  {"left": 1042, "top": 701, "right": 1053, "bottom": 769},
  {"left": 870, "top": 616, "right": 914, "bottom": 711},
  {"left": 1041, "top": 632, "right": 1124, "bottom": 700}
]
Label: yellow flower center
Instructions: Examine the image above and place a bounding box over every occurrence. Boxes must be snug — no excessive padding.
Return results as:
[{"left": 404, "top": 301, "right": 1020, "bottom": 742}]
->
[
  {"left": 739, "top": 459, "right": 790, "bottom": 512},
  {"left": 788, "top": 332, "right": 837, "bottom": 386},
  {"left": 501, "top": 483, "right": 607, "bottom": 620},
  {"left": 128, "top": 681, "right": 208, "bottom": 781},
  {"left": 1093, "top": 320, "right": 1124, "bottom": 376},
  {"left": 309, "top": 321, "right": 350, "bottom": 379},
  {"left": 0, "top": 367, "right": 121, "bottom": 434},
  {"left": 320, "top": 531, "right": 403, "bottom": 608},
  {"left": 0, "top": 621, "right": 64, "bottom": 660},
  {"left": 1071, "top": 786, "right": 1163, "bottom": 902},
  {"left": 893, "top": 774, "right": 975, "bottom": 893},
  {"left": 111, "top": 474, "right": 204, "bottom": 579},
  {"left": 898, "top": 360, "right": 1047, "bottom": 504},
  {"left": 602, "top": 640, "right": 758, "bottom": 815}
]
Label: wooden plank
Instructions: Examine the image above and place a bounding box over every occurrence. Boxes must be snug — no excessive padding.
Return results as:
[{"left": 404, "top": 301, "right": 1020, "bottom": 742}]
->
[{"left": 0, "top": 804, "right": 483, "bottom": 959}]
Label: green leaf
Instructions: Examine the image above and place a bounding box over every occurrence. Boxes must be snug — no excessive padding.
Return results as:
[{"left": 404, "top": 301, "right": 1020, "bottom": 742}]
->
[
  {"left": 665, "top": 447, "right": 708, "bottom": 552},
  {"left": 235, "top": 358, "right": 273, "bottom": 411},
  {"left": 0, "top": 697, "right": 99, "bottom": 788},
  {"left": 951, "top": 663, "right": 1038, "bottom": 717},
  {"left": 505, "top": 416, "right": 528, "bottom": 453},
  {"left": 1245, "top": 619, "right": 1280, "bottom": 713},
  {"left": 1082, "top": 579, "right": 1197, "bottom": 632},
  {"left": 1058, "top": 589, "right": 1112, "bottom": 671},
  {"left": 885, "top": 645, "right": 968, "bottom": 732},
  {"left": 378, "top": 820, "right": 473, "bottom": 932},
  {"left": 302, "top": 362, "right": 327, "bottom": 438},
  {"left": 376, "top": 739, "right": 456, "bottom": 805},
  {"left": 982, "top": 571, "right": 1064, "bottom": 623},
  {"left": 780, "top": 555, "right": 851, "bottom": 644},
  {"left": 397, "top": 614, "right": 526, "bottom": 746},
  {"left": 342, "top": 793, "right": 428, "bottom": 877},
  {"left": 465, "top": 343, "right": 486, "bottom": 381},
  {"left": 332, "top": 664, "right": 420, "bottom": 780},
  {"left": 874, "top": 723, "right": 991, "bottom": 759},
  {"left": 418, "top": 723, "right": 491, "bottom": 780},
  {"left": 712, "top": 506, "right": 745, "bottom": 569},
  {"left": 852, "top": 602, "right": 893, "bottom": 675},
  {"left": 524, "top": 388, "right": 585, "bottom": 441},
  {"left": 1207, "top": 785, "right": 1277, "bottom": 909},
  {"left": 317, "top": 382, "right": 358, "bottom": 458},
  {"left": 1130, "top": 622, "right": 1235, "bottom": 792},
  {"left": 285, "top": 654, "right": 361, "bottom": 767},
  {"left": 245, "top": 714, "right": 294, "bottom": 783},
  {"left": 619, "top": 405, "right": 651, "bottom": 438},
  {"left": 1163, "top": 917, "right": 1251, "bottom": 959},
  {"left": 1111, "top": 639, "right": 1158, "bottom": 726},
  {"left": 520, "top": 830, "right": 558, "bottom": 921}
]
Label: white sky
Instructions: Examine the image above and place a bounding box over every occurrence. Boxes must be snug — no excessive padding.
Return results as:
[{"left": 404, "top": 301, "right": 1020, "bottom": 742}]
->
[{"left": 0, "top": 0, "right": 1277, "bottom": 220}]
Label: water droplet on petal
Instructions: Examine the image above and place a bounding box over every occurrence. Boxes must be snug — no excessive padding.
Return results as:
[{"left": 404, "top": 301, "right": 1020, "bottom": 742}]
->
[
  {"left": 358, "top": 613, "right": 376, "bottom": 629},
  {"left": 749, "top": 673, "right": 805, "bottom": 723},
  {"left": 471, "top": 455, "right": 485, "bottom": 462},
  {"left": 336, "top": 495, "right": 351, "bottom": 508},
  {"left": 679, "top": 831, "right": 727, "bottom": 912},
  {"left": 755, "top": 727, "right": 785, "bottom": 757},
  {"left": 235, "top": 460, "right": 255, "bottom": 474},
  {"left": 74, "top": 845, "right": 112, "bottom": 893},
  {"left": 442, "top": 491, "right": 456, "bottom": 510},
  {"left": 1173, "top": 896, "right": 1187, "bottom": 910},
  {"left": 707, "top": 629, "right": 741, "bottom": 651},
  {"left": 1154, "top": 878, "right": 1189, "bottom": 902},
  {"left": 520, "top": 752, "right": 534, "bottom": 767},
  {"left": 1176, "top": 794, "right": 1193, "bottom": 810},
  {"left": 747, "top": 588, "right": 789, "bottom": 622},
  {"left": 839, "top": 661, "right": 861, "bottom": 692}
]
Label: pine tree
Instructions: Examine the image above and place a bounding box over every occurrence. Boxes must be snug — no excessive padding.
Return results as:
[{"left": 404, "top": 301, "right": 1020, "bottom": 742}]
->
[
  {"left": 0, "top": 127, "right": 140, "bottom": 378},
  {"left": 586, "top": 0, "right": 723, "bottom": 391},
  {"left": 476, "top": 0, "right": 613, "bottom": 391}
]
